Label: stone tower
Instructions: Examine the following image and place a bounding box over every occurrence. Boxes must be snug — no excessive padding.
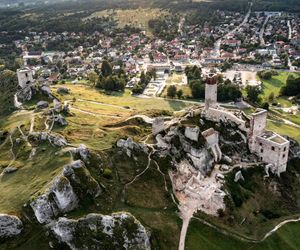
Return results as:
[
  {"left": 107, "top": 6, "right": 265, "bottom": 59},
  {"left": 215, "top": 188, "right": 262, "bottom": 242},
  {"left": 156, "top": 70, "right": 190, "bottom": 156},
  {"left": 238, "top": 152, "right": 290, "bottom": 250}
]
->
[
  {"left": 17, "top": 67, "right": 34, "bottom": 89},
  {"left": 248, "top": 109, "right": 267, "bottom": 152},
  {"left": 205, "top": 73, "right": 218, "bottom": 110}
]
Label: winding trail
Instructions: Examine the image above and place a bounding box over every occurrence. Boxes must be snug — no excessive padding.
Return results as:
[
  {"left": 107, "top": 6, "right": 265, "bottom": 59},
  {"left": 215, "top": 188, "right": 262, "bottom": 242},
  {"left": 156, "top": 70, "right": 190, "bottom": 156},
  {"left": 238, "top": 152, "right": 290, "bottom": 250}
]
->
[
  {"left": 125, "top": 147, "right": 155, "bottom": 188},
  {"left": 6, "top": 131, "right": 17, "bottom": 168}
]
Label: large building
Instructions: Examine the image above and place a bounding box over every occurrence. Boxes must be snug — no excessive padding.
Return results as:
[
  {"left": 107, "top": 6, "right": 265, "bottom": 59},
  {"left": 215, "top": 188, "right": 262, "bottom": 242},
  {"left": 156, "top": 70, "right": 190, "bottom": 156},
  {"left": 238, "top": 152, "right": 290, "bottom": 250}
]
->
[{"left": 203, "top": 73, "right": 290, "bottom": 176}]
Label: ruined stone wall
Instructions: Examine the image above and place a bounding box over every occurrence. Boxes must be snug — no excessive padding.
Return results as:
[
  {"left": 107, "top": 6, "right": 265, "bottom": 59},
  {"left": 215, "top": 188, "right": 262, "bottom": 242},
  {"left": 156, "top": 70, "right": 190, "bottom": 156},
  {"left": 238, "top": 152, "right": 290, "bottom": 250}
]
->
[
  {"left": 205, "top": 108, "right": 247, "bottom": 132},
  {"left": 17, "top": 68, "right": 34, "bottom": 89}
]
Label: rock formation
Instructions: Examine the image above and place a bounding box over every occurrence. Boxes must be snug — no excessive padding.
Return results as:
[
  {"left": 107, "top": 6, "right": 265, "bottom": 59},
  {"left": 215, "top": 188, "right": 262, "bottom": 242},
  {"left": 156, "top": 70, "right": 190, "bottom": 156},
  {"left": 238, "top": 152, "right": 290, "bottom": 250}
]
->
[
  {"left": 0, "top": 214, "right": 23, "bottom": 238},
  {"left": 49, "top": 212, "right": 151, "bottom": 250},
  {"left": 30, "top": 160, "right": 101, "bottom": 224}
]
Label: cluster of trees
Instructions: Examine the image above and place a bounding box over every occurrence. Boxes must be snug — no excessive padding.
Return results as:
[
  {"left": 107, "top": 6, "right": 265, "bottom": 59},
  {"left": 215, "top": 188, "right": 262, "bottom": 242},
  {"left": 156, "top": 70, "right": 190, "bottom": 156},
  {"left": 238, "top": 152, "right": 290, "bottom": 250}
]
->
[
  {"left": 257, "top": 70, "right": 278, "bottom": 80},
  {"left": 185, "top": 65, "right": 205, "bottom": 99},
  {"left": 217, "top": 80, "right": 242, "bottom": 102},
  {"left": 184, "top": 66, "right": 242, "bottom": 102},
  {"left": 148, "top": 15, "right": 179, "bottom": 41},
  {"left": 280, "top": 75, "right": 300, "bottom": 97},
  {"left": 166, "top": 85, "right": 183, "bottom": 99},
  {"left": 132, "top": 69, "right": 156, "bottom": 95},
  {"left": 88, "top": 60, "right": 125, "bottom": 92}
]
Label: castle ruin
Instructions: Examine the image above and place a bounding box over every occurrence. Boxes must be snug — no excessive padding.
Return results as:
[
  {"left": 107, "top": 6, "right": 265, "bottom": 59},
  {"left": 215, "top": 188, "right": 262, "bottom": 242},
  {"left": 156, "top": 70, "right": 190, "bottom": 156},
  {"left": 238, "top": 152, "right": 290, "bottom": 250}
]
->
[
  {"left": 17, "top": 67, "right": 34, "bottom": 89},
  {"left": 202, "top": 73, "right": 290, "bottom": 176}
]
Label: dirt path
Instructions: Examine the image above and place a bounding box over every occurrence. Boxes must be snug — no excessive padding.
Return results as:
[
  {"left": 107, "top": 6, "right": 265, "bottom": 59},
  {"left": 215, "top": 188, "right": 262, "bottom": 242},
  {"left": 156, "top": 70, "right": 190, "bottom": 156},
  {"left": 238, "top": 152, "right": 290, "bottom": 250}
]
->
[
  {"left": 69, "top": 106, "right": 121, "bottom": 118},
  {"left": 76, "top": 98, "right": 132, "bottom": 110},
  {"left": 29, "top": 116, "right": 35, "bottom": 134},
  {"left": 125, "top": 115, "right": 154, "bottom": 124}
]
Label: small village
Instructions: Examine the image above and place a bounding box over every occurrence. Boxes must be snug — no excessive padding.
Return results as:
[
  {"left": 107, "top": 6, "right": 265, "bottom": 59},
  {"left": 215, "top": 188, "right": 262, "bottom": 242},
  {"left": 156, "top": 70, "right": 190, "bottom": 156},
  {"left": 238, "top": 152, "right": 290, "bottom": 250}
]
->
[{"left": 9, "top": 8, "right": 300, "bottom": 97}]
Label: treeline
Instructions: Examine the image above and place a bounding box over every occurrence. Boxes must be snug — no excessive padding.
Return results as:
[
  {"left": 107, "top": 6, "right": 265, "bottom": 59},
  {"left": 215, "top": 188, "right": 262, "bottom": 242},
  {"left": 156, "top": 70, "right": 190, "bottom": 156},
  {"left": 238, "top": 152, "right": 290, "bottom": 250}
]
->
[
  {"left": 148, "top": 15, "right": 179, "bottom": 41},
  {"left": 280, "top": 75, "right": 300, "bottom": 97},
  {"left": 87, "top": 60, "right": 126, "bottom": 92}
]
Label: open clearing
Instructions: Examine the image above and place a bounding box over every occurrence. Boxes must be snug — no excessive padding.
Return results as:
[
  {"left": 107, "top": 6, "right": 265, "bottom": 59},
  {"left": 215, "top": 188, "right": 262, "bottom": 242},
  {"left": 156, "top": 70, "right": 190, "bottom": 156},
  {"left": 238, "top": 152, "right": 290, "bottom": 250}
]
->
[
  {"left": 260, "top": 71, "right": 299, "bottom": 103},
  {"left": 83, "top": 8, "right": 169, "bottom": 36},
  {"left": 52, "top": 84, "right": 192, "bottom": 149},
  {"left": 186, "top": 217, "right": 300, "bottom": 250}
]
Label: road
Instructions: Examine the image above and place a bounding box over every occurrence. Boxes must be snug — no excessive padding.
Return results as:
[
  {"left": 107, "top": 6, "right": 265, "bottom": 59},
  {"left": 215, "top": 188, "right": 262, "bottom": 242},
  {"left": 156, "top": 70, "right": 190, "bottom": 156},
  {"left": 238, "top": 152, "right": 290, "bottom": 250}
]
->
[
  {"left": 213, "top": 3, "right": 252, "bottom": 57},
  {"left": 287, "top": 20, "right": 292, "bottom": 40},
  {"left": 260, "top": 15, "right": 270, "bottom": 46}
]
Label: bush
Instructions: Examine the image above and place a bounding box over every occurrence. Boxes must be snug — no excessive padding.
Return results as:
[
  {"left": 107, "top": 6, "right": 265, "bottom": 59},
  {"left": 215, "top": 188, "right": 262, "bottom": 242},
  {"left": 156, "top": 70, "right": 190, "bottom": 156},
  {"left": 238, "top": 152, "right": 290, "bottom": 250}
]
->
[
  {"left": 167, "top": 85, "right": 177, "bottom": 98},
  {"left": 103, "top": 168, "right": 113, "bottom": 179}
]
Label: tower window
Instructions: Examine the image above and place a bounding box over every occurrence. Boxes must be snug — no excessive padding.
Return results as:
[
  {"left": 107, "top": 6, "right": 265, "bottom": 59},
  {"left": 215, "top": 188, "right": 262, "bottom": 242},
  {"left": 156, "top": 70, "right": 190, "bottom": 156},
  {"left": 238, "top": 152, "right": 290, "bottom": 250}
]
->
[
  {"left": 260, "top": 149, "right": 263, "bottom": 153},
  {"left": 283, "top": 154, "right": 285, "bottom": 159},
  {"left": 25, "top": 73, "right": 28, "bottom": 77},
  {"left": 284, "top": 147, "right": 286, "bottom": 151},
  {"left": 271, "top": 146, "right": 275, "bottom": 151}
]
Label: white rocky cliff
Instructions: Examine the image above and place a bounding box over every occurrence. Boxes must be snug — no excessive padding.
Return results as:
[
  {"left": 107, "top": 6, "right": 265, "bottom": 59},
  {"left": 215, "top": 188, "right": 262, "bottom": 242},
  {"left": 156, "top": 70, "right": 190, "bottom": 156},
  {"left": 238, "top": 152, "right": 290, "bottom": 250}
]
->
[{"left": 49, "top": 212, "right": 151, "bottom": 250}]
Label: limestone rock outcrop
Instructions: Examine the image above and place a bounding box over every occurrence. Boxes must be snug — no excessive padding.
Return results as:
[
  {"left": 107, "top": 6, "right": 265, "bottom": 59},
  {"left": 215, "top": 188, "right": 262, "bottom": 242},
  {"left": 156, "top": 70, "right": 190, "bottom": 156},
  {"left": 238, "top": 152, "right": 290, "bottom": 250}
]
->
[
  {"left": 30, "top": 160, "right": 101, "bottom": 224},
  {"left": 57, "top": 87, "right": 70, "bottom": 95},
  {"left": 36, "top": 101, "right": 49, "bottom": 109},
  {"left": 49, "top": 212, "right": 151, "bottom": 250},
  {"left": 117, "top": 137, "right": 148, "bottom": 157},
  {"left": 184, "top": 126, "right": 200, "bottom": 142},
  {"left": 0, "top": 214, "right": 23, "bottom": 238},
  {"left": 28, "top": 132, "right": 68, "bottom": 147}
]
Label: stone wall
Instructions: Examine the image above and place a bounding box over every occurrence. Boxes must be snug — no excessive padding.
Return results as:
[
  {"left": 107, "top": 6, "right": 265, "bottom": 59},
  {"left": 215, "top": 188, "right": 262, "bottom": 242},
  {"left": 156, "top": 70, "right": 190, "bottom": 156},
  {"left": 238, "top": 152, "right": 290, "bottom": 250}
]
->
[{"left": 204, "top": 108, "right": 247, "bottom": 132}]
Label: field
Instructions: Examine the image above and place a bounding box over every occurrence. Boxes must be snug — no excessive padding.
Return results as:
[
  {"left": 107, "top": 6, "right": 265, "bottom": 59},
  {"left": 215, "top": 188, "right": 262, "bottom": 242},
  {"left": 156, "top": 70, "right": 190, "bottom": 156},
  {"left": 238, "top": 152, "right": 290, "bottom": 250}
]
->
[
  {"left": 52, "top": 83, "right": 192, "bottom": 150},
  {"left": 186, "top": 218, "right": 300, "bottom": 250},
  {"left": 267, "top": 120, "right": 300, "bottom": 142},
  {"left": 259, "top": 71, "right": 299, "bottom": 105},
  {"left": 0, "top": 111, "right": 71, "bottom": 214},
  {"left": 161, "top": 72, "right": 191, "bottom": 98},
  {"left": 83, "top": 8, "right": 169, "bottom": 36}
]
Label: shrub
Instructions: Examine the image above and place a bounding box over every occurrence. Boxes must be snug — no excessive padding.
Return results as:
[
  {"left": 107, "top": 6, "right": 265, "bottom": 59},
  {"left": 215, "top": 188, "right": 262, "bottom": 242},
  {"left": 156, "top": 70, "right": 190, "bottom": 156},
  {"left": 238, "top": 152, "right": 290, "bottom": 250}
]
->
[{"left": 103, "top": 168, "right": 113, "bottom": 179}]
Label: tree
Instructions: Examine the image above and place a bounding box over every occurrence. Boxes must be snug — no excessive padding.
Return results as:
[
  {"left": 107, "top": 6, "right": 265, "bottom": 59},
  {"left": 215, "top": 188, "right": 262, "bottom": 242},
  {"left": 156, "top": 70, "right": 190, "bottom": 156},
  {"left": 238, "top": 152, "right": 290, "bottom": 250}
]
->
[
  {"left": 0, "top": 70, "right": 18, "bottom": 114},
  {"left": 280, "top": 75, "right": 300, "bottom": 96},
  {"left": 268, "top": 92, "right": 275, "bottom": 103},
  {"left": 191, "top": 82, "right": 205, "bottom": 99},
  {"left": 87, "top": 71, "right": 99, "bottom": 86},
  {"left": 101, "top": 75, "right": 125, "bottom": 92},
  {"left": 261, "top": 102, "right": 269, "bottom": 110},
  {"left": 177, "top": 89, "right": 183, "bottom": 99},
  {"left": 167, "top": 85, "right": 177, "bottom": 98},
  {"left": 101, "top": 60, "right": 112, "bottom": 77},
  {"left": 246, "top": 85, "right": 261, "bottom": 103}
]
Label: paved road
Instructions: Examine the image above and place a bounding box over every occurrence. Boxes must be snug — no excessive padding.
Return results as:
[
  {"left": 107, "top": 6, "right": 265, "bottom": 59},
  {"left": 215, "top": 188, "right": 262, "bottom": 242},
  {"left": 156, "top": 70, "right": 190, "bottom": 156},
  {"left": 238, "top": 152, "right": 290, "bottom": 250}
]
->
[
  {"left": 213, "top": 3, "right": 252, "bottom": 57},
  {"left": 260, "top": 15, "right": 270, "bottom": 46}
]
